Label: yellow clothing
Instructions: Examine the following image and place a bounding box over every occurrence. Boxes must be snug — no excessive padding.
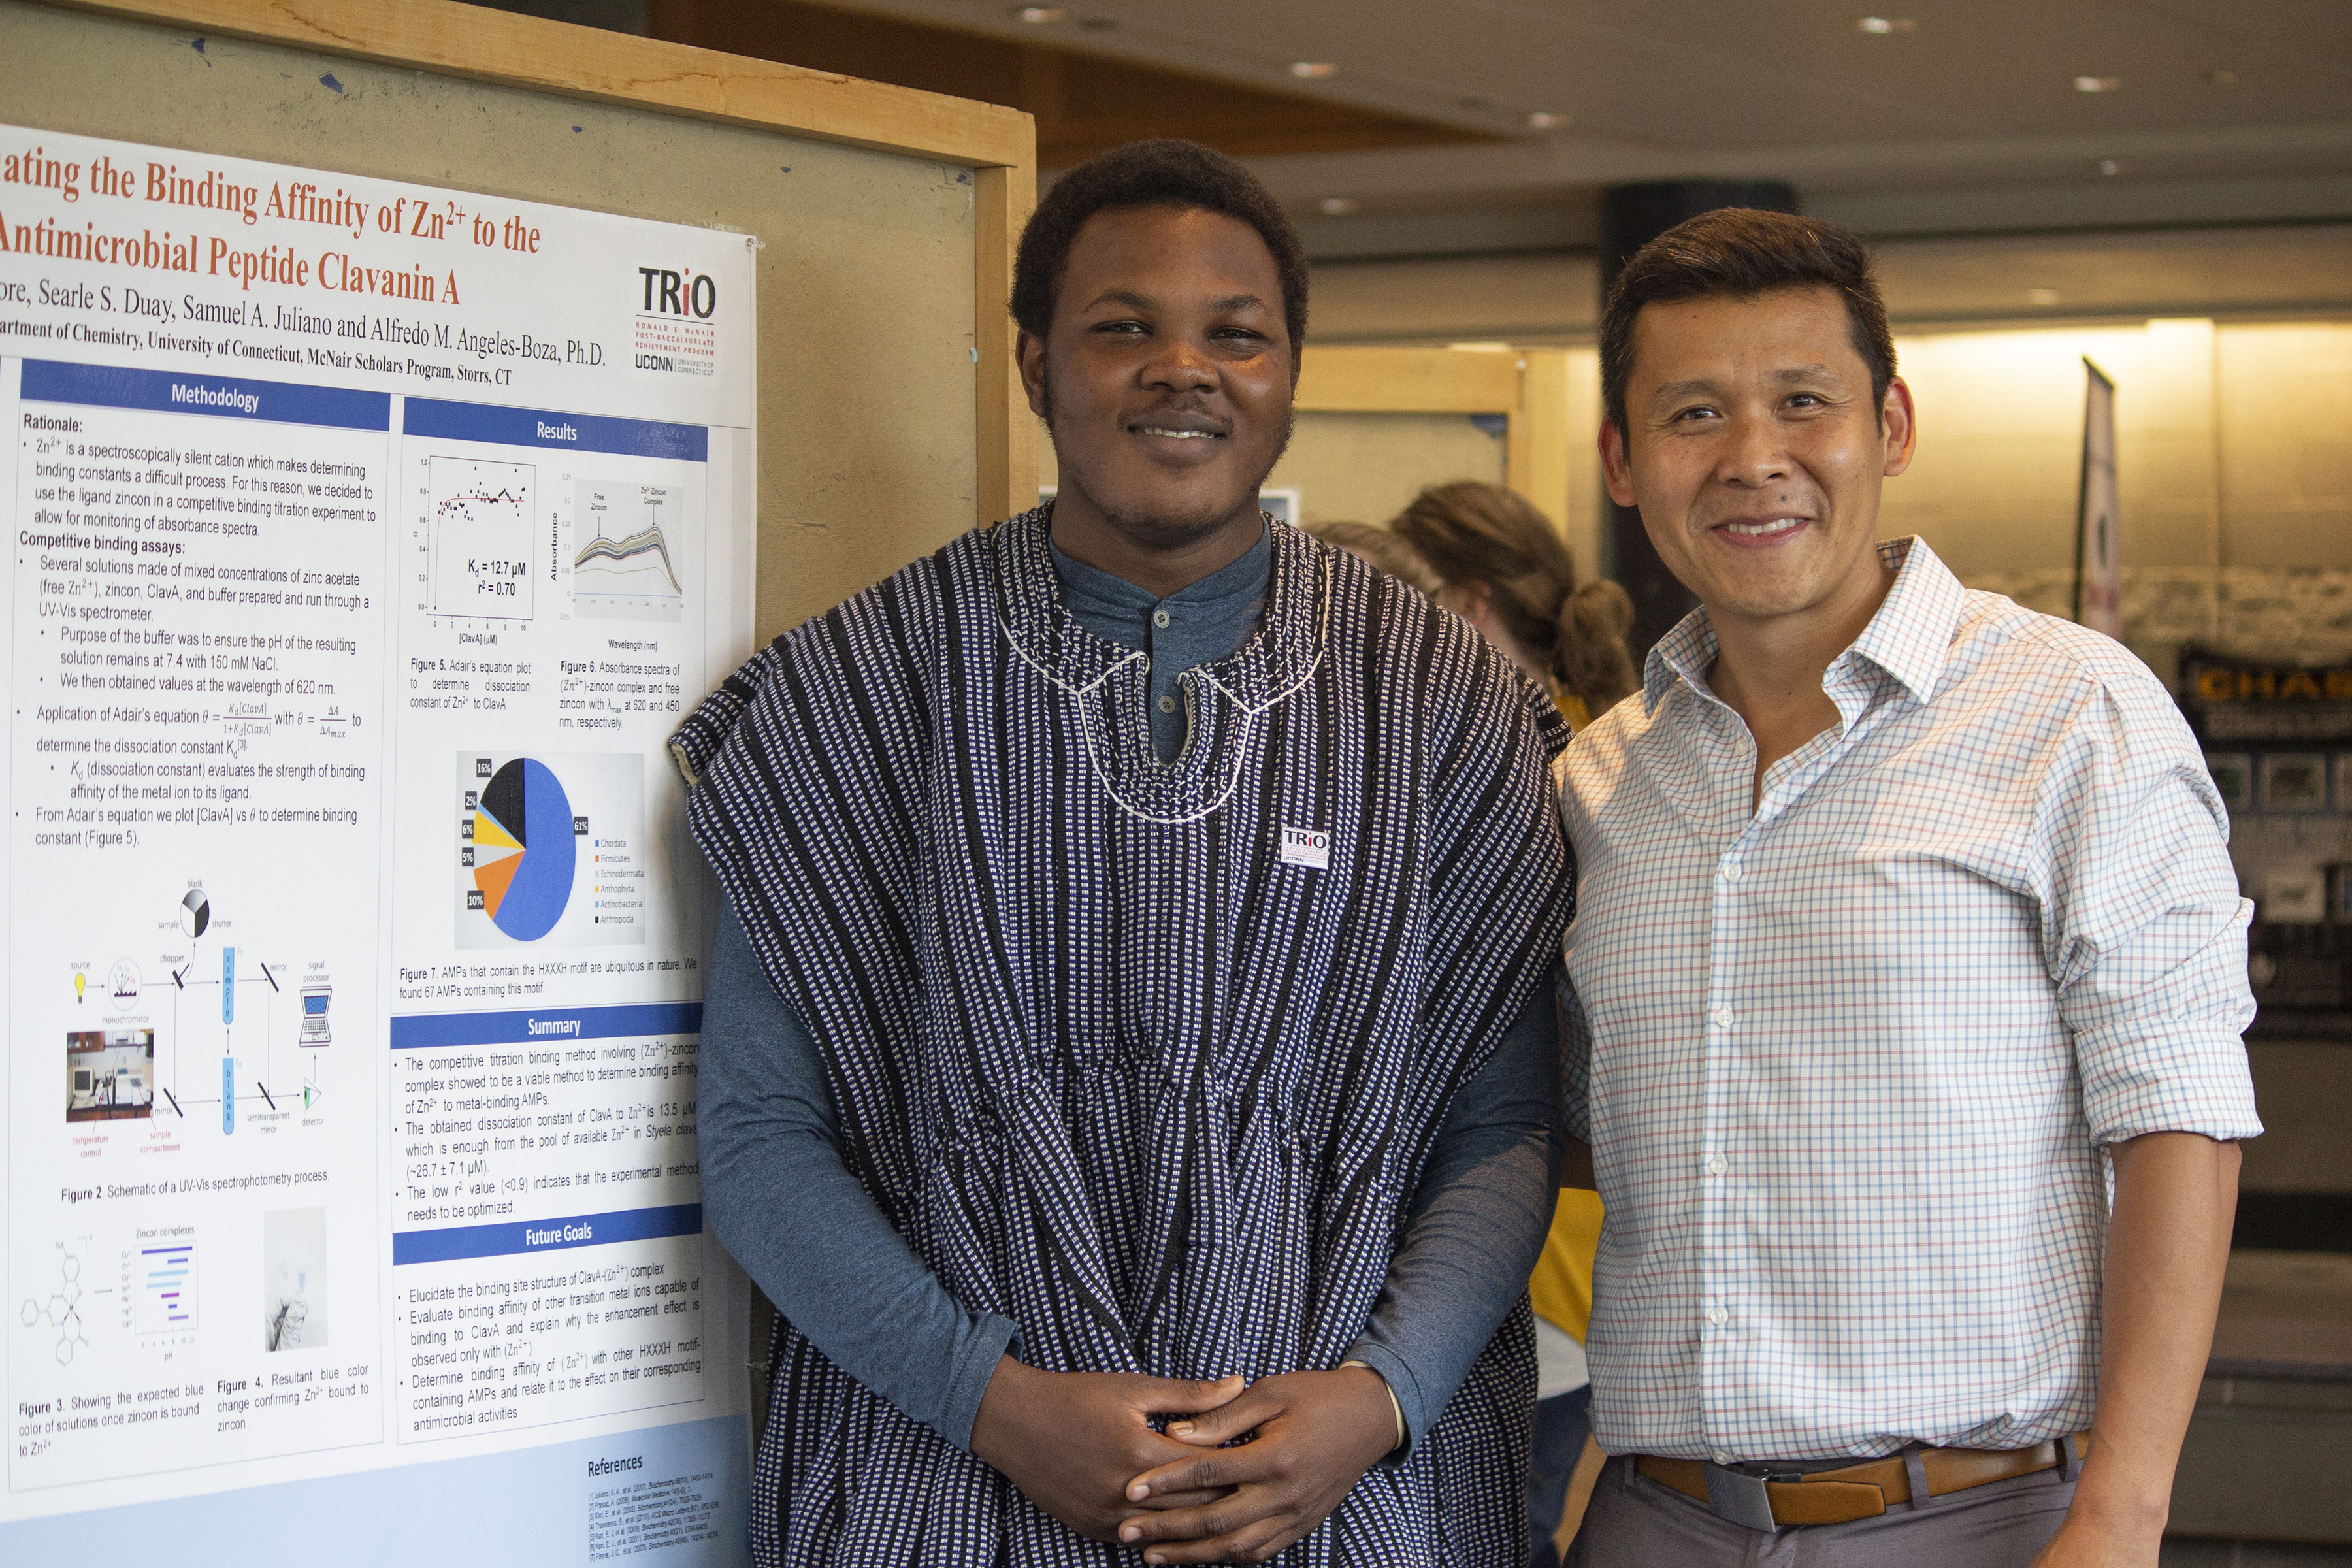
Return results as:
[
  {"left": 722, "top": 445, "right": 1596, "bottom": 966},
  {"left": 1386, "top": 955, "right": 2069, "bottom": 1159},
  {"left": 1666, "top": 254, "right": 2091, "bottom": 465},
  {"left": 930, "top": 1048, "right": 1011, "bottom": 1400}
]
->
[
  {"left": 1529, "top": 1189, "right": 1602, "bottom": 1338},
  {"left": 1531, "top": 684, "right": 1601, "bottom": 1342}
]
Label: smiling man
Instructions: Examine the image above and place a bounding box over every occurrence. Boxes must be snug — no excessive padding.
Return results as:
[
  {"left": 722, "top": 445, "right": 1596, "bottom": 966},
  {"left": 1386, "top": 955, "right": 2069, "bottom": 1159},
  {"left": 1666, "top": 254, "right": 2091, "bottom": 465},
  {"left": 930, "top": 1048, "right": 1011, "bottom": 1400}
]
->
[
  {"left": 1556, "top": 208, "right": 2261, "bottom": 1566},
  {"left": 674, "top": 140, "right": 1573, "bottom": 1565}
]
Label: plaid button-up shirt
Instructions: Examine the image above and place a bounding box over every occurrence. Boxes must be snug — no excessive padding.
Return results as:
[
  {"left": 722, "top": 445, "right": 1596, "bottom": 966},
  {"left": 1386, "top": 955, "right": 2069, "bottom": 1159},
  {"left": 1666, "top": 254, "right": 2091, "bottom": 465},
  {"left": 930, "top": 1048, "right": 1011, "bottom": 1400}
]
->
[{"left": 1558, "top": 536, "right": 2261, "bottom": 1463}]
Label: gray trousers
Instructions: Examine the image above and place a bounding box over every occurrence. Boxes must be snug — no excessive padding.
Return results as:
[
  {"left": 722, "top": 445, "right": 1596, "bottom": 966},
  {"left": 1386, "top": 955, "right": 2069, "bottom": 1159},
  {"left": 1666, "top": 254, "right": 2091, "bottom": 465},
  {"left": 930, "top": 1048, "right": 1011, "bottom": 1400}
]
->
[{"left": 1567, "top": 1455, "right": 2075, "bottom": 1567}]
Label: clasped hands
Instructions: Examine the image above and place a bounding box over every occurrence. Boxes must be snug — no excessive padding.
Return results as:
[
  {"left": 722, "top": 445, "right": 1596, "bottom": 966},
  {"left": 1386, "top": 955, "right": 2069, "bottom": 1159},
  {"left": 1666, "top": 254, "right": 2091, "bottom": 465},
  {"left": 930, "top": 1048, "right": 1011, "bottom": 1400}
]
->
[{"left": 968, "top": 1355, "right": 1399, "bottom": 1564}]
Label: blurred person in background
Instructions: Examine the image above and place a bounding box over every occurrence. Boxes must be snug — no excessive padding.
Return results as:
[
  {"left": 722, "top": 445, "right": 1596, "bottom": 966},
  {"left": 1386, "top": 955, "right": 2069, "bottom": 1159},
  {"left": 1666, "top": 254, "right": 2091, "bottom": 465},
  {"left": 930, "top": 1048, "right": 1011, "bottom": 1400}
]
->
[
  {"left": 1391, "top": 479, "right": 1635, "bottom": 1565},
  {"left": 1302, "top": 519, "right": 1443, "bottom": 598},
  {"left": 1393, "top": 482, "right": 1639, "bottom": 730}
]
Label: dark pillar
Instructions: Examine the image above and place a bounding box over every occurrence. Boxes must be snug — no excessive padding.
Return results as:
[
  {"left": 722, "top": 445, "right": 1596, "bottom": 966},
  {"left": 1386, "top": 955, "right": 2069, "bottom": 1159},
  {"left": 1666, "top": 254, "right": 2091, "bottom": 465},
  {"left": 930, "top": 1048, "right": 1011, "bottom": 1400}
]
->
[
  {"left": 473, "top": 0, "right": 648, "bottom": 33},
  {"left": 1598, "top": 180, "right": 1801, "bottom": 662}
]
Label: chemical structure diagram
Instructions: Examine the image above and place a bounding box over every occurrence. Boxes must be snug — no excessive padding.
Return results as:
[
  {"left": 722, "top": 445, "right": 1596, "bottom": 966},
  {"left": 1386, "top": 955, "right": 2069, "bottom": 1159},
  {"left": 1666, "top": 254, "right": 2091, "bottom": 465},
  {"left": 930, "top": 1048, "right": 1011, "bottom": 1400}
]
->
[{"left": 19, "top": 1237, "right": 93, "bottom": 1365}]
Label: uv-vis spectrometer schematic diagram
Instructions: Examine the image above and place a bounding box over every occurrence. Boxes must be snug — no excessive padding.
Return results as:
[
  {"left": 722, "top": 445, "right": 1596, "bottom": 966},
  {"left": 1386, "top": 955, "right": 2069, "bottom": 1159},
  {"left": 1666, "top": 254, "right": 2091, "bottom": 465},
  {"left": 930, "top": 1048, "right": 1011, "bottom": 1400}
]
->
[
  {"left": 60, "top": 888, "right": 335, "bottom": 1136},
  {"left": 455, "top": 753, "right": 647, "bottom": 949}
]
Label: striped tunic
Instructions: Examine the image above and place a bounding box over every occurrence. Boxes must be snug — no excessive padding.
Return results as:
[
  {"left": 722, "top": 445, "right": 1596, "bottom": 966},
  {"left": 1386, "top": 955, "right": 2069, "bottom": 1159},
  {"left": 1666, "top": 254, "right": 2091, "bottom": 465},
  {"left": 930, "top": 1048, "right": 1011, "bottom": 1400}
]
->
[{"left": 671, "top": 510, "right": 1572, "bottom": 1565}]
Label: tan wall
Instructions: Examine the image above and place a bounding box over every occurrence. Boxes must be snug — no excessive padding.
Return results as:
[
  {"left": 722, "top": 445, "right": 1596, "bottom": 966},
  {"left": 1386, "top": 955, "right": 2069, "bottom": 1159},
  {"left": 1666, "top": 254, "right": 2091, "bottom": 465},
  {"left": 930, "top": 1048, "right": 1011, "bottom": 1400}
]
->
[
  {"left": 2219, "top": 323, "right": 2352, "bottom": 570},
  {"left": 1267, "top": 412, "right": 1506, "bottom": 530},
  {"left": 1846, "top": 319, "right": 2352, "bottom": 678},
  {"left": 1882, "top": 321, "right": 2223, "bottom": 578},
  {"left": 1559, "top": 346, "right": 1605, "bottom": 586}
]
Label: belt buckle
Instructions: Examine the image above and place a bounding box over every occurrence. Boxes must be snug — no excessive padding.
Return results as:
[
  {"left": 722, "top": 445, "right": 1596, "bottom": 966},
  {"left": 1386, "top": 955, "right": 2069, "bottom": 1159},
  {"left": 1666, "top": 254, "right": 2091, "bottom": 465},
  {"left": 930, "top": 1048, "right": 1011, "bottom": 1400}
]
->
[{"left": 1701, "top": 1462, "right": 1780, "bottom": 1532}]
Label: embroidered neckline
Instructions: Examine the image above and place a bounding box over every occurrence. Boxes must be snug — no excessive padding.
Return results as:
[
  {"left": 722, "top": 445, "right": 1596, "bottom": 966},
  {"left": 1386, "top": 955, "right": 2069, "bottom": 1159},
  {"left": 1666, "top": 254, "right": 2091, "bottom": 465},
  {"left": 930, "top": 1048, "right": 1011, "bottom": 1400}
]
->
[{"left": 993, "top": 507, "right": 1326, "bottom": 823}]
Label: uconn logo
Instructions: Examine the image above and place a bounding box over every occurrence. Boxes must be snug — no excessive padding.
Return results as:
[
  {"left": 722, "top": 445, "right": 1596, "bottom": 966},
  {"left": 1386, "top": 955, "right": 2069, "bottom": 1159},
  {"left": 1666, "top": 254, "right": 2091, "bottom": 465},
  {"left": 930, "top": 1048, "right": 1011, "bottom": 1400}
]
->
[{"left": 637, "top": 265, "right": 717, "bottom": 319}]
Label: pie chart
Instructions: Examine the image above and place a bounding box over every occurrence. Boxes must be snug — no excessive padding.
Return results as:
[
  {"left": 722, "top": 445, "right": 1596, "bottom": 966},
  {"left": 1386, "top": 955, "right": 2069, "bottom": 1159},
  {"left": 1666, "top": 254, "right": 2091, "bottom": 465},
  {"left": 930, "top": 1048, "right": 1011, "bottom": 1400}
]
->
[{"left": 471, "top": 758, "right": 576, "bottom": 941}]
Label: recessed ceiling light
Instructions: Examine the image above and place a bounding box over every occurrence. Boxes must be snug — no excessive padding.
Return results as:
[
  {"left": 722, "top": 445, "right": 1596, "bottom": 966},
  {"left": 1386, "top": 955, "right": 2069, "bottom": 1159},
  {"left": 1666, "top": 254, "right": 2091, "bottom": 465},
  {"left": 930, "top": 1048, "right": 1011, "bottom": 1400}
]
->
[
  {"left": 2027, "top": 288, "right": 2061, "bottom": 306},
  {"left": 1010, "top": 6, "right": 1064, "bottom": 20},
  {"left": 1289, "top": 61, "right": 1338, "bottom": 79},
  {"left": 2074, "top": 75, "right": 2121, "bottom": 93},
  {"left": 1526, "top": 111, "right": 1569, "bottom": 129},
  {"left": 2096, "top": 158, "right": 2126, "bottom": 176},
  {"left": 1856, "top": 17, "right": 1916, "bottom": 33},
  {"left": 1318, "top": 197, "right": 1360, "bottom": 216},
  {"left": 2204, "top": 69, "right": 2239, "bottom": 85}
]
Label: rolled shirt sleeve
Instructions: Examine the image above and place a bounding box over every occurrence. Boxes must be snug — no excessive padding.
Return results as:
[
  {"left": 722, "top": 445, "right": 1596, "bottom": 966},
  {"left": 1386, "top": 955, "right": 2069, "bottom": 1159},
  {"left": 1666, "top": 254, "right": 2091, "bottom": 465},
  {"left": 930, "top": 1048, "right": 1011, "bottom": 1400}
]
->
[{"left": 2033, "top": 678, "right": 2262, "bottom": 1146}]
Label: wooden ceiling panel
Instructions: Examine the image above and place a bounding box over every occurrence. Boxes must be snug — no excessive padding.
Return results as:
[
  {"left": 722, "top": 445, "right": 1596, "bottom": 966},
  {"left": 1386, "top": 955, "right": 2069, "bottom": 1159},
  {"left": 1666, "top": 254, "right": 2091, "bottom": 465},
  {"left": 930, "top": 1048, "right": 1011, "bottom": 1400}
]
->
[{"left": 646, "top": 0, "right": 1492, "bottom": 167}]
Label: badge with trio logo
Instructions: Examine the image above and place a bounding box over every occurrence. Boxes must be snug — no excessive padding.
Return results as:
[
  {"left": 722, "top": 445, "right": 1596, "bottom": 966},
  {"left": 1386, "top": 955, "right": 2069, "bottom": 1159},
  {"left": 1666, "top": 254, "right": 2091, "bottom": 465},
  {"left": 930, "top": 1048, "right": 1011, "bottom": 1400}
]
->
[{"left": 1279, "top": 826, "right": 1330, "bottom": 870}]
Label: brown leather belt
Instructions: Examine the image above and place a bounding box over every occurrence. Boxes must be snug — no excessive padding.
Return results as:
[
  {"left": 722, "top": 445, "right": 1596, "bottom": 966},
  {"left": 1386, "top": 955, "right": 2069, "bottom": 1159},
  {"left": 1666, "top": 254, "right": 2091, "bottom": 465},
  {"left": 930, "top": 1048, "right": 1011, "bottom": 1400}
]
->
[{"left": 1635, "top": 1433, "right": 2090, "bottom": 1530}]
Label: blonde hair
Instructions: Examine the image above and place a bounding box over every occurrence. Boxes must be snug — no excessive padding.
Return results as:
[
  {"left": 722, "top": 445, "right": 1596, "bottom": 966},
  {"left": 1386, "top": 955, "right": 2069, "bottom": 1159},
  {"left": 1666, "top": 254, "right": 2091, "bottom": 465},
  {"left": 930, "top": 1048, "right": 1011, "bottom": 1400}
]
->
[
  {"left": 1301, "top": 520, "right": 1441, "bottom": 598},
  {"left": 1390, "top": 481, "right": 1638, "bottom": 715}
]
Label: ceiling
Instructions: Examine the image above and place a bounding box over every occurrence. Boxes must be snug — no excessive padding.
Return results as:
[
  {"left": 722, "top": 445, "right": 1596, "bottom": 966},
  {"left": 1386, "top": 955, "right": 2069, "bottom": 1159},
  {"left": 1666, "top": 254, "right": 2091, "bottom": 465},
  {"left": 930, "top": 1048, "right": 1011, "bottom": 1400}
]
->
[
  {"left": 796, "top": 0, "right": 2352, "bottom": 245},
  {"left": 642, "top": 0, "right": 1492, "bottom": 163},
  {"left": 482, "top": 0, "right": 2352, "bottom": 330}
]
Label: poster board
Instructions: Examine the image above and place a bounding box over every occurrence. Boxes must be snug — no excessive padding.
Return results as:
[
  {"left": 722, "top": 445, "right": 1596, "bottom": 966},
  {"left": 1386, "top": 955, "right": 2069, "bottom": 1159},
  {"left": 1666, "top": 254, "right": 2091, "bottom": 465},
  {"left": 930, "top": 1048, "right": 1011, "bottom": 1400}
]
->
[
  {"left": 1, "top": 0, "right": 1037, "bottom": 642},
  {"left": 0, "top": 1, "right": 1035, "bottom": 1561},
  {"left": 1290, "top": 345, "right": 1588, "bottom": 560}
]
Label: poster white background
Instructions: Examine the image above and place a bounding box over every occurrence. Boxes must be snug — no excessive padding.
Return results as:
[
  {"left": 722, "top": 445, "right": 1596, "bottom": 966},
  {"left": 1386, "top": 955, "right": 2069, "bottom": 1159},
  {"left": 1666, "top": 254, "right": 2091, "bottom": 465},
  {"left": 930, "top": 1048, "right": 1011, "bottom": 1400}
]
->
[{"left": 1, "top": 124, "right": 757, "bottom": 1563}]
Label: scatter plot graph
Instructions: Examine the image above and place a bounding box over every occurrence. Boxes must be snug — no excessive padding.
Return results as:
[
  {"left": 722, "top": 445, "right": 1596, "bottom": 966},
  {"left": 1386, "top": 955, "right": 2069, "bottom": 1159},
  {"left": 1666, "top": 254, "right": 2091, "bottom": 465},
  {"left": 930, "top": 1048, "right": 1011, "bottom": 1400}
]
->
[
  {"left": 20, "top": 1237, "right": 92, "bottom": 1365},
  {"left": 429, "top": 457, "right": 536, "bottom": 621},
  {"left": 572, "top": 480, "right": 685, "bottom": 623}
]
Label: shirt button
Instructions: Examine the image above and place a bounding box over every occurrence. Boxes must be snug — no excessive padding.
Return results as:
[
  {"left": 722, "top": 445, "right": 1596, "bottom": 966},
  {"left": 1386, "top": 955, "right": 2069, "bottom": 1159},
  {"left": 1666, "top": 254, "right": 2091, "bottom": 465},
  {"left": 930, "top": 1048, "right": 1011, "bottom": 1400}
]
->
[
  {"left": 1712, "top": 1448, "right": 1735, "bottom": 1466},
  {"left": 1707, "top": 1305, "right": 1729, "bottom": 1328},
  {"left": 1157, "top": 694, "right": 1177, "bottom": 713},
  {"left": 1706, "top": 1154, "right": 1729, "bottom": 1177},
  {"left": 1720, "top": 858, "right": 1742, "bottom": 880},
  {"left": 1710, "top": 1007, "right": 1735, "bottom": 1030},
  {"left": 1152, "top": 608, "right": 1171, "bottom": 629}
]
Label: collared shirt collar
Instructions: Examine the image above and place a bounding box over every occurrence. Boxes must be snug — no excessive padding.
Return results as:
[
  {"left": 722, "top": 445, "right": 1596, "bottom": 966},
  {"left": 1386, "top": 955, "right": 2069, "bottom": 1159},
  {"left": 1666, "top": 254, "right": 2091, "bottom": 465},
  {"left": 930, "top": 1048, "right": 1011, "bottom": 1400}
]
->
[
  {"left": 995, "top": 506, "right": 1320, "bottom": 712},
  {"left": 1640, "top": 536, "right": 1967, "bottom": 717},
  {"left": 1049, "top": 517, "right": 1270, "bottom": 647}
]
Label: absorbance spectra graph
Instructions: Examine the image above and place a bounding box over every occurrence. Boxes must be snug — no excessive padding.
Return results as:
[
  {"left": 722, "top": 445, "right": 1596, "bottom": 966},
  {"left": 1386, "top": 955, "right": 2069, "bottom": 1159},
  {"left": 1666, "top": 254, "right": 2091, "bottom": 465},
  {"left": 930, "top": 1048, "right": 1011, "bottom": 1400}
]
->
[{"left": 572, "top": 481, "right": 683, "bottom": 623}]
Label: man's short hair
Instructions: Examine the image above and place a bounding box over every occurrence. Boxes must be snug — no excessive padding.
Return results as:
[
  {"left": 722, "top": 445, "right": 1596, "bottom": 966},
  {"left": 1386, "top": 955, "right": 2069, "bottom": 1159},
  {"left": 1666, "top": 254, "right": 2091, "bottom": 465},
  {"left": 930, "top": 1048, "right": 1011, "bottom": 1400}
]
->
[
  {"left": 1012, "top": 138, "right": 1309, "bottom": 357},
  {"left": 1599, "top": 208, "right": 1895, "bottom": 438}
]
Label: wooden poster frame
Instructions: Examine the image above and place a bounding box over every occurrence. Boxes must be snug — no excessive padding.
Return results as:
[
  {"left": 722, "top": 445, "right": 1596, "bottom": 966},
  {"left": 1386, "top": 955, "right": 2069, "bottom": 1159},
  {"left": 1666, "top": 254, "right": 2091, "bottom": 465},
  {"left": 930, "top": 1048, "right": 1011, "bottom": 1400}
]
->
[
  {"left": 44, "top": 0, "right": 1042, "bottom": 528},
  {"left": 1296, "top": 344, "right": 1578, "bottom": 541}
]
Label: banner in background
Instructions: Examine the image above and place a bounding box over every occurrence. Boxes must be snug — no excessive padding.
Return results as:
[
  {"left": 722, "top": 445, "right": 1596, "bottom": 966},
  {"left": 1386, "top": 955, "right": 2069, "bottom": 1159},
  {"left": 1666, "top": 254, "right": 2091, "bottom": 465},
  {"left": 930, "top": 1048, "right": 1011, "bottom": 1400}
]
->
[
  {"left": 2073, "top": 357, "right": 2121, "bottom": 640},
  {"left": 1, "top": 125, "right": 757, "bottom": 1565}
]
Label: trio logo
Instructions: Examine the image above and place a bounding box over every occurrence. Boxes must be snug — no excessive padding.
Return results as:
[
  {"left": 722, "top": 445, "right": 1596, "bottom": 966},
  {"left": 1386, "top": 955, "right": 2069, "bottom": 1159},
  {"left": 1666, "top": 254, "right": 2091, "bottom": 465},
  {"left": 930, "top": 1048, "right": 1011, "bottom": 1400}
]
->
[
  {"left": 638, "top": 265, "right": 717, "bottom": 319},
  {"left": 634, "top": 264, "right": 721, "bottom": 377}
]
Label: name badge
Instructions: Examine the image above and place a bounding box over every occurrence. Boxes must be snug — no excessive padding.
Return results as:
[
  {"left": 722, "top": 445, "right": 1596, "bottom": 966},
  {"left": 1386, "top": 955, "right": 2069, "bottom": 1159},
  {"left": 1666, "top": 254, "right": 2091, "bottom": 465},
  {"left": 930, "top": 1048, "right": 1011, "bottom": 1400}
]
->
[{"left": 1279, "top": 826, "right": 1330, "bottom": 870}]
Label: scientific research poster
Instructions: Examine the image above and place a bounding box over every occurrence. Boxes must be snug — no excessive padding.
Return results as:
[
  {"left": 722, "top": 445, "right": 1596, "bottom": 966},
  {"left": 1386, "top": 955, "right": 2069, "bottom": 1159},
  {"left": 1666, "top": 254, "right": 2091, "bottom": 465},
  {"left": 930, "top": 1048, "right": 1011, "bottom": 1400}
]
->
[{"left": 0, "top": 127, "right": 758, "bottom": 1563}]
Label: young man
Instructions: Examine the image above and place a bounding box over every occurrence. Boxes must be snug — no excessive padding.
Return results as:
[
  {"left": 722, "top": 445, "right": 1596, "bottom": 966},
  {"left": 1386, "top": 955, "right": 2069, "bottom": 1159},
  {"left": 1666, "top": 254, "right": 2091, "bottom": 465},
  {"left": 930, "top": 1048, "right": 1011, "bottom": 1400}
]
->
[
  {"left": 676, "top": 140, "right": 1573, "bottom": 1565},
  {"left": 1558, "top": 208, "right": 2260, "bottom": 1565}
]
